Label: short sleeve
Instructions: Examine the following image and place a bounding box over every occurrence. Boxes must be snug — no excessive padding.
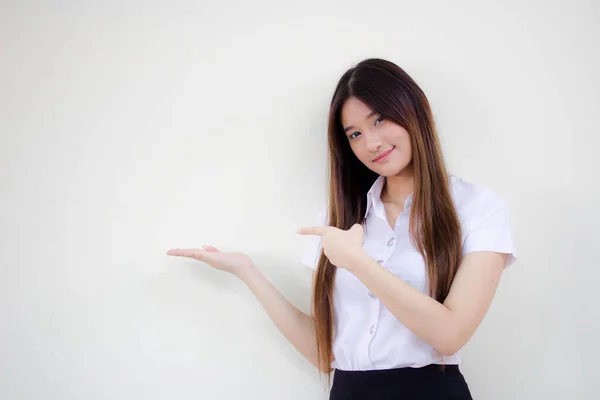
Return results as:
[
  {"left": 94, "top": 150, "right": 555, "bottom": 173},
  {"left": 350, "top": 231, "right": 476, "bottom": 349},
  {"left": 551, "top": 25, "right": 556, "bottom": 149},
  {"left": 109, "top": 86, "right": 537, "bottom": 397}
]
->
[
  {"left": 300, "top": 205, "right": 328, "bottom": 270},
  {"left": 462, "top": 190, "right": 517, "bottom": 268}
]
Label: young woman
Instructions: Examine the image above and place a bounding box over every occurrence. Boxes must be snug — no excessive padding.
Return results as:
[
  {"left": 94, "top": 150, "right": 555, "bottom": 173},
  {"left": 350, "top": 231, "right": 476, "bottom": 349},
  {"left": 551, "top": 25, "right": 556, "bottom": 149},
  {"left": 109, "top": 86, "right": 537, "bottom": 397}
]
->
[{"left": 167, "top": 58, "right": 517, "bottom": 399}]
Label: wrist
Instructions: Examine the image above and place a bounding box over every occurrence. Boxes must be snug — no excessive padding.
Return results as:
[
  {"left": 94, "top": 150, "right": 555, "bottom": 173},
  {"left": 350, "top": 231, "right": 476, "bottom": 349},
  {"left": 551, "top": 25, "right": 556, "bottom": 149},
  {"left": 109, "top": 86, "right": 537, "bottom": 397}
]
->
[
  {"left": 235, "top": 263, "right": 259, "bottom": 282},
  {"left": 346, "top": 249, "right": 369, "bottom": 272}
]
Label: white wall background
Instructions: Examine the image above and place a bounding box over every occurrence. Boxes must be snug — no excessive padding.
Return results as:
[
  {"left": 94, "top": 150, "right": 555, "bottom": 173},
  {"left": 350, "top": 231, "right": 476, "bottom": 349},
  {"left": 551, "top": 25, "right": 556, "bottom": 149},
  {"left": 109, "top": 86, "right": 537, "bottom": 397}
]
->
[{"left": 1, "top": 1, "right": 598, "bottom": 399}]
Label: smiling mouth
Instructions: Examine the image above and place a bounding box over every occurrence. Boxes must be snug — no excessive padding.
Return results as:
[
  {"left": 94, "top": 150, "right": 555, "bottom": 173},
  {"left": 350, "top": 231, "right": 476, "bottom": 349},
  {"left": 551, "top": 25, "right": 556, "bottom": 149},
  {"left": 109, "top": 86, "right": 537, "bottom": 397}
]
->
[{"left": 373, "top": 147, "right": 395, "bottom": 162}]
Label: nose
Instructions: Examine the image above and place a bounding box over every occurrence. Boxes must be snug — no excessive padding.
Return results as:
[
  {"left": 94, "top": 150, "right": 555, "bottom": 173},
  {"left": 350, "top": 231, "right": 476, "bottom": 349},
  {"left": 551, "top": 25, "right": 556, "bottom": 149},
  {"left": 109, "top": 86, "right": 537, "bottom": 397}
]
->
[{"left": 365, "top": 131, "right": 383, "bottom": 152}]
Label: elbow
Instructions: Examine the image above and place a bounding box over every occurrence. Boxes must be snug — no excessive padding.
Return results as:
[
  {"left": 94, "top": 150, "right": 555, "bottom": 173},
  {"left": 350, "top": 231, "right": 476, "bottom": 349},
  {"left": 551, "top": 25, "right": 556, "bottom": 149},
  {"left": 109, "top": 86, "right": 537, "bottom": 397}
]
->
[
  {"left": 436, "top": 343, "right": 461, "bottom": 357},
  {"left": 311, "top": 353, "right": 335, "bottom": 374},
  {"left": 312, "top": 361, "right": 333, "bottom": 374},
  {"left": 435, "top": 331, "right": 468, "bottom": 357}
]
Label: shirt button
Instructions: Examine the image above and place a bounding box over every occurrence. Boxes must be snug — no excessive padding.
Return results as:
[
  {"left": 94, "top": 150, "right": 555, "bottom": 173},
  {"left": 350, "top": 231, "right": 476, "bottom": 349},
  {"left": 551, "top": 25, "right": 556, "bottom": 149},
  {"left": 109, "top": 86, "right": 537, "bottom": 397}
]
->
[
  {"left": 368, "top": 291, "right": 376, "bottom": 299},
  {"left": 387, "top": 237, "right": 395, "bottom": 247},
  {"left": 369, "top": 325, "right": 375, "bottom": 334}
]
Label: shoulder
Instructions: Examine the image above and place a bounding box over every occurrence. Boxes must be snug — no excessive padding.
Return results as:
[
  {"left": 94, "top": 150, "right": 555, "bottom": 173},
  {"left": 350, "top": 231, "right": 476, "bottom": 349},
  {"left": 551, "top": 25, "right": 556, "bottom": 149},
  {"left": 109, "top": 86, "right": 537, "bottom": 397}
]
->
[
  {"left": 449, "top": 175, "right": 517, "bottom": 267},
  {"left": 449, "top": 174, "right": 510, "bottom": 225}
]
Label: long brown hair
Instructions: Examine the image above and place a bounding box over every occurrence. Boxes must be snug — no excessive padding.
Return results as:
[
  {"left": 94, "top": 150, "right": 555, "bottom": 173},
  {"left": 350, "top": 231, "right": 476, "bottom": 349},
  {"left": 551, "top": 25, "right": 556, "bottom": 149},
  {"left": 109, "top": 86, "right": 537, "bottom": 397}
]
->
[{"left": 312, "top": 58, "right": 462, "bottom": 378}]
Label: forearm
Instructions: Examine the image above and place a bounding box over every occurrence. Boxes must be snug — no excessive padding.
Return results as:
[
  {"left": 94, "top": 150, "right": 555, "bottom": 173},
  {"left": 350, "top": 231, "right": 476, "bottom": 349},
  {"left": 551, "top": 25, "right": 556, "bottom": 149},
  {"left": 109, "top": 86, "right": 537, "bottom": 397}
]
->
[
  {"left": 237, "top": 266, "right": 326, "bottom": 372},
  {"left": 348, "top": 251, "right": 460, "bottom": 356}
]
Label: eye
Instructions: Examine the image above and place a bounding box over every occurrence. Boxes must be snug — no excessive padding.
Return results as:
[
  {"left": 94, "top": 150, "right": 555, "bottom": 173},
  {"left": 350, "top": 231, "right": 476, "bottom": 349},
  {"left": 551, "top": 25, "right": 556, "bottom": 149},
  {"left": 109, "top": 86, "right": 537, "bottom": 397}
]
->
[
  {"left": 374, "top": 116, "right": 384, "bottom": 126},
  {"left": 349, "top": 131, "right": 361, "bottom": 140}
]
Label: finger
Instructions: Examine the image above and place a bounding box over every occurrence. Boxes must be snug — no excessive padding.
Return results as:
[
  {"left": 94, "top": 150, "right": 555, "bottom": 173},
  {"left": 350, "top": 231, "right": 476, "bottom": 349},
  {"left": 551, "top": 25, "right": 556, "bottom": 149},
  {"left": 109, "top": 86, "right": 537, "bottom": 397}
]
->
[
  {"left": 183, "top": 250, "right": 214, "bottom": 261},
  {"left": 166, "top": 248, "right": 206, "bottom": 257},
  {"left": 296, "top": 226, "right": 328, "bottom": 235}
]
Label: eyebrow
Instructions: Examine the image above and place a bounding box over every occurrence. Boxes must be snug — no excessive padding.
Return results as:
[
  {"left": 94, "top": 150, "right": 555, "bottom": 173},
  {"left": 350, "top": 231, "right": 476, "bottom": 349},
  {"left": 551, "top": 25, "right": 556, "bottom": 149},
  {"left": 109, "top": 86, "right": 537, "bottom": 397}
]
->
[{"left": 343, "top": 110, "right": 378, "bottom": 133}]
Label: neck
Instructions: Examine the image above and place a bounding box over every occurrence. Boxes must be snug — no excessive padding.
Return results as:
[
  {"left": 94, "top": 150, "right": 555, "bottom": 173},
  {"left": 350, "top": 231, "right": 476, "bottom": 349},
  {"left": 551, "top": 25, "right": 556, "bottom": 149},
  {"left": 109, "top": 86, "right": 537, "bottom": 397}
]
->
[{"left": 381, "top": 166, "right": 414, "bottom": 204}]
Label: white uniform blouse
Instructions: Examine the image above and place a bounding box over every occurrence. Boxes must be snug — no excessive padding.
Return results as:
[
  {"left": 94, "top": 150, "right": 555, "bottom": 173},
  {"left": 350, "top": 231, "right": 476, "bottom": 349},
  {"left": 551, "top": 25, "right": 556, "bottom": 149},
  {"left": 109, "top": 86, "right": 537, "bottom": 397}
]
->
[{"left": 301, "top": 174, "right": 517, "bottom": 371}]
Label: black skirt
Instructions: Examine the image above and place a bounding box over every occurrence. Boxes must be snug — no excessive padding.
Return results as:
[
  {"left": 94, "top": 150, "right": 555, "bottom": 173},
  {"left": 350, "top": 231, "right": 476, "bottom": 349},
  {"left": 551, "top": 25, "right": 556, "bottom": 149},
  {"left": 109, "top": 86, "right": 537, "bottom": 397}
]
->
[{"left": 329, "top": 364, "right": 473, "bottom": 400}]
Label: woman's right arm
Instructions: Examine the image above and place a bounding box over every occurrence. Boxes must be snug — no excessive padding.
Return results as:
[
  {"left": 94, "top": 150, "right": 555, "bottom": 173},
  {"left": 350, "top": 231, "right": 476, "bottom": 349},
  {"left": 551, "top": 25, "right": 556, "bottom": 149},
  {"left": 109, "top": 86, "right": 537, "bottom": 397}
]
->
[
  {"left": 237, "top": 265, "right": 331, "bottom": 373},
  {"left": 166, "top": 245, "right": 332, "bottom": 373}
]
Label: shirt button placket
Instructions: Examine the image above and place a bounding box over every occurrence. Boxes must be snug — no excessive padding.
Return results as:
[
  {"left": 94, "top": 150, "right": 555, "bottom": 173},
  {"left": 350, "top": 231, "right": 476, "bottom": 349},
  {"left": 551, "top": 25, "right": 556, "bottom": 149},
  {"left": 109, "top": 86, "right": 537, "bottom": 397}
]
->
[
  {"left": 383, "top": 236, "right": 395, "bottom": 268},
  {"left": 366, "top": 316, "right": 379, "bottom": 368},
  {"left": 366, "top": 239, "right": 395, "bottom": 367},
  {"left": 366, "top": 268, "right": 382, "bottom": 368},
  {"left": 367, "top": 259, "right": 384, "bottom": 300}
]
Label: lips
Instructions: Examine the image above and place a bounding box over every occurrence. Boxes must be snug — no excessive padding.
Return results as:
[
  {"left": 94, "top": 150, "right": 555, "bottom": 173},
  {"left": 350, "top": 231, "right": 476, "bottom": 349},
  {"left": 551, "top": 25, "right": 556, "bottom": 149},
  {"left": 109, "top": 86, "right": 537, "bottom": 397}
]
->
[{"left": 373, "top": 147, "right": 395, "bottom": 162}]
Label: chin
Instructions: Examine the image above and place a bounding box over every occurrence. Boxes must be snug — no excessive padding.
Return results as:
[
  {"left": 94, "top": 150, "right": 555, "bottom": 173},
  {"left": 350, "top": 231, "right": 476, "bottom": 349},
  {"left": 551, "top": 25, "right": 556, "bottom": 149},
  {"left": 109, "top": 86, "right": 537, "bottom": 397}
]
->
[
  {"left": 374, "top": 162, "right": 412, "bottom": 177},
  {"left": 372, "top": 159, "right": 399, "bottom": 172}
]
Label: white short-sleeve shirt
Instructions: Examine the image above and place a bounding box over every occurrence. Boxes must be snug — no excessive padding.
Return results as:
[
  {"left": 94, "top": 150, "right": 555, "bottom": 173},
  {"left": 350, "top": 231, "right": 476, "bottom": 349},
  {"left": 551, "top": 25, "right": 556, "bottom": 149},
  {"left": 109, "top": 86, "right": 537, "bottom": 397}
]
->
[{"left": 301, "top": 174, "right": 517, "bottom": 371}]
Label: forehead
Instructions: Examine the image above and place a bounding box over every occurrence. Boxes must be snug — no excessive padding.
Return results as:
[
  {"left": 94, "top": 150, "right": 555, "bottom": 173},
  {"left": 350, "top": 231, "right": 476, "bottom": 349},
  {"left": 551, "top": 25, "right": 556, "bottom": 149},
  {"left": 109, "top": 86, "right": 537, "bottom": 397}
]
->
[{"left": 341, "top": 97, "right": 375, "bottom": 125}]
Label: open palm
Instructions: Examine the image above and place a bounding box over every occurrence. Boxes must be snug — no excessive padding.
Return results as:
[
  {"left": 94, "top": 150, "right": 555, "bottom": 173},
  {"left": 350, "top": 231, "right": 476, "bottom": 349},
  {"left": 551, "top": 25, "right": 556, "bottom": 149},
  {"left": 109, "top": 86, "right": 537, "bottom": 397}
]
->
[{"left": 166, "top": 245, "right": 253, "bottom": 275}]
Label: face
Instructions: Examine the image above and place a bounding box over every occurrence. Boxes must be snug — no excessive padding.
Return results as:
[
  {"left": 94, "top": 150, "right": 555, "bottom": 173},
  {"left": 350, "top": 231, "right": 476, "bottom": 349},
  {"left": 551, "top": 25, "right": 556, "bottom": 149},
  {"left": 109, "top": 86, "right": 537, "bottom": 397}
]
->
[{"left": 340, "top": 96, "right": 412, "bottom": 177}]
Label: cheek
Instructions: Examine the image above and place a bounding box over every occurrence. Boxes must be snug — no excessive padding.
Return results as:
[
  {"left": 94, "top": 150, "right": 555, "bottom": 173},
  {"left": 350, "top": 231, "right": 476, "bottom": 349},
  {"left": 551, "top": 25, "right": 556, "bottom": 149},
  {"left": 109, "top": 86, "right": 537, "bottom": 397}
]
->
[
  {"left": 401, "top": 136, "right": 412, "bottom": 155},
  {"left": 389, "top": 130, "right": 412, "bottom": 160},
  {"left": 351, "top": 145, "right": 370, "bottom": 162},
  {"left": 395, "top": 130, "right": 411, "bottom": 151}
]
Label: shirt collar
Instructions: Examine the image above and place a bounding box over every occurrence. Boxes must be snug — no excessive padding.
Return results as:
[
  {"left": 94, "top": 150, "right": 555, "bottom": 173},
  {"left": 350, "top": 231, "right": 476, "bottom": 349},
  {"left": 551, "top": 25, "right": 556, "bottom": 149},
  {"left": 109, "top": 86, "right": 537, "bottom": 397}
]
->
[
  {"left": 365, "top": 174, "right": 458, "bottom": 219},
  {"left": 364, "top": 175, "right": 402, "bottom": 219}
]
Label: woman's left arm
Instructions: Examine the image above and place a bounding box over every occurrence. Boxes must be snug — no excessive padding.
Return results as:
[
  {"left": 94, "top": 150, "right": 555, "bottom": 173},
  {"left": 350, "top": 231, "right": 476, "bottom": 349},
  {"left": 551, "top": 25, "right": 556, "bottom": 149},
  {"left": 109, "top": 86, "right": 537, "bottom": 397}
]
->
[{"left": 347, "top": 249, "right": 507, "bottom": 356}]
